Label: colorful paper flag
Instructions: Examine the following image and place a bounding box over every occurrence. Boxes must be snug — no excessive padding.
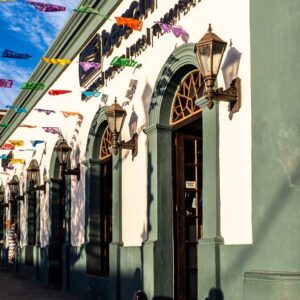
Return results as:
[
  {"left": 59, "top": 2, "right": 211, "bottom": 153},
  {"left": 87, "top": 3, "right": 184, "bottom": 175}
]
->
[
  {"left": 115, "top": 17, "right": 143, "bottom": 31},
  {"left": 81, "top": 91, "right": 101, "bottom": 97},
  {"left": 158, "top": 23, "right": 189, "bottom": 43},
  {"left": 0, "top": 143, "right": 14, "bottom": 150},
  {"left": 61, "top": 111, "right": 82, "bottom": 118},
  {"left": 19, "top": 124, "right": 37, "bottom": 128},
  {"left": 73, "top": 6, "right": 111, "bottom": 19},
  {"left": 1, "top": 49, "right": 31, "bottom": 59},
  {"left": 48, "top": 89, "right": 72, "bottom": 96},
  {"left": 110, "top": 56, "right": 139, "bottom": 67},
  {"left": 16, "top": 107, "right": 27, "bottom": 113},
  {"left": 26, "top": 1, "right": 66, "bottom": 12},
  {"left": 0, "top": 79, "right": 13, "bottom": 88},
  {"left": 30, "top": 140, "right": 45, "bottom": 147},
  {"left": 79, "top": 62, "right": 101, "bottom": 72},
  {"left": 42, "top": 57, "right": 71, "bottom": 66},
  {"left": 5, "top": 105, "right": 26, "bottom": 113},
  {"left": 0, "top": 154, "right": 7, "bottom": 159},
  {"left": 10, "top": 159, "right": 25, "bottom": 164},
  {"left": 21, "top": 82, "right": 45, "bottom": 90},
  {"left": 42, "top": 127, "right": 62, "bottom": 135},
  {"left": 8, "top": 140, "right": 24, "bottom": 147},
  {"left": 34, "top": 108, "right": 55, "bottom": 115}
]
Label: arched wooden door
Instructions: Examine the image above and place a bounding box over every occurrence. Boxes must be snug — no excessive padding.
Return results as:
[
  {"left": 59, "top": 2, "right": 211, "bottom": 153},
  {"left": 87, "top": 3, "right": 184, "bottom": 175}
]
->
[{"left": 171, "top": 70, "right": 204, "bottom": 300}]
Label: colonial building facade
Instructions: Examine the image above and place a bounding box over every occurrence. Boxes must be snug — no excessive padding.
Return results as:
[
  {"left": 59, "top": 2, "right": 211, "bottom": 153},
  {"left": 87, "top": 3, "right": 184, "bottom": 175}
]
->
[{"left": 0, "top": 0, "right": 299, "bottom": 299}]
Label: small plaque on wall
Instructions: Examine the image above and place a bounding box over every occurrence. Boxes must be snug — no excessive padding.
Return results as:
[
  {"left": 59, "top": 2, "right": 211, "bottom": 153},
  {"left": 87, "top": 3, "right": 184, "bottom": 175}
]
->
[
  {"left": 79, "top": 34, "right": 102, "bottom": 87},
  {"left": 185, "top": 181, "right": 196, "bottom": 189}
]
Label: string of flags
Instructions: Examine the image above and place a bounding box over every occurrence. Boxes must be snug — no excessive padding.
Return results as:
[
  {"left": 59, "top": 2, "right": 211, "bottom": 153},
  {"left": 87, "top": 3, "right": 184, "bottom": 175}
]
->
[{"left": 0, "top": 2, "right": 190, "bottom": 166}]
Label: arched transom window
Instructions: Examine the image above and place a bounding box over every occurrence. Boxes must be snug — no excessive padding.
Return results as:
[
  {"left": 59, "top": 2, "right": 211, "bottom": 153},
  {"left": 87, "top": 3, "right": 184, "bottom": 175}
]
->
[
  {"left": 170, "top": 70, "right": 204, "bottom": 125},
  {"left": 100, "top": 126, "right": 112, "bottom": 161}
]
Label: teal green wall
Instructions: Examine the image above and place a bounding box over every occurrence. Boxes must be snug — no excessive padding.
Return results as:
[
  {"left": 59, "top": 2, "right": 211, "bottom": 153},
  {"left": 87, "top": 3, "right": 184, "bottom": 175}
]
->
[
  {"left": 250, "top": 0, "right": 300, "bottom": 270},
  {"left": 209, "top": 1, "right": 300, "bottom": 300}
]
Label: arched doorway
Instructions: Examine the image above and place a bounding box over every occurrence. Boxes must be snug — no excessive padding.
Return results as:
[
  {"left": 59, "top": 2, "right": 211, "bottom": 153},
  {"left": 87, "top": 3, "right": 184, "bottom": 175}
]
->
[
  {"left": 170, "top": 70, "right": 204, "bottom": 300},
  {"left": 144, "top": 43, "right": 220, "bottom": 299},
  {"left": 0, "top": 183, "right": 5, "bottom": 265},
  {"left": 48, "top": 140, "right": 69, "bottom": 288},
  {"left": 86, "top": 124, "right": 112, "bottom": 276},
  {"left": 26, "top": 159, "right": 40, "bottom": 267}
]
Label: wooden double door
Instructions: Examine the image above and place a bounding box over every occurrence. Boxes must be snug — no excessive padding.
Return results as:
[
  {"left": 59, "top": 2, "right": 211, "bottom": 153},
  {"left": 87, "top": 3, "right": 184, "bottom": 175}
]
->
[{"left": 173, "top": 127, "right": 203, "bottom": 300}]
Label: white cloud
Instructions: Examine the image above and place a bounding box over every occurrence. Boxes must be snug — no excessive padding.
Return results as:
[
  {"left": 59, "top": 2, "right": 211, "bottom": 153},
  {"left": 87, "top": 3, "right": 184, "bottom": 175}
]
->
[
  {"left": 7, "top": 25, "right": 22, "bottom": 32},
  {"left": 0, "top": 0, "right": 80, "bottom": 50}
]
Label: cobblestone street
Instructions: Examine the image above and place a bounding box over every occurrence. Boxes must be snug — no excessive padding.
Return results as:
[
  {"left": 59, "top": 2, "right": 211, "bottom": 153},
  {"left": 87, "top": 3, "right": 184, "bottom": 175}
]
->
[{"left": 0, "top": 267, "right": 79, "bottom": 300}]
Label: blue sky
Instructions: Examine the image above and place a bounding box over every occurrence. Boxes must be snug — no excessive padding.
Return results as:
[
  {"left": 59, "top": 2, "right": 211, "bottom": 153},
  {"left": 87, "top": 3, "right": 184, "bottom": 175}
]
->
[{"left": 0, "top": 0, "right": 80, "bottom": 107}]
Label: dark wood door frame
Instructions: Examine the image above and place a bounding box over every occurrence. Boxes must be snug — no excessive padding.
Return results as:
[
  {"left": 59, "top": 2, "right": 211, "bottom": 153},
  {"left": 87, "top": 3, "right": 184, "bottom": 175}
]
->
[{"left": 174, "top": 132, "right": 202, "bottom": 300}]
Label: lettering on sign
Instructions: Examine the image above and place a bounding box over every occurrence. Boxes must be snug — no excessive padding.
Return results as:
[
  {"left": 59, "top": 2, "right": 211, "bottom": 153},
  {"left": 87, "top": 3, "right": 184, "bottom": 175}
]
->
[{"left": 185, "top": 181, "right": 196, "bottom": 189}]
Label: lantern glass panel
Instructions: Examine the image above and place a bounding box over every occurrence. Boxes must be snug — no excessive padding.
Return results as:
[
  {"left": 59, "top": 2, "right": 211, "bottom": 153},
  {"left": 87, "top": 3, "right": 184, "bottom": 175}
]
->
[
  {"left": 115, "top": 111, "right": 126, "bottom": 133},
  {"left": 106, "top": 111, "right": 116, "bottom": 133},
  {"left": 199, "top": 44, "right": 212, "bottom": 78},
  {"left": 212, "top": 42, "right": 226, "bottom": 76},
  {"left": 61, "top": 148, "right": 70, "bottom": 164},
  {"left": 27, "top": 169, "right": 33, "bottom": 182},
  {"left": 9, "top": 183, "right": 18, "bottom": 195},
  {"left": 32, "top": 169, "right": 39, "bottom": 183}
]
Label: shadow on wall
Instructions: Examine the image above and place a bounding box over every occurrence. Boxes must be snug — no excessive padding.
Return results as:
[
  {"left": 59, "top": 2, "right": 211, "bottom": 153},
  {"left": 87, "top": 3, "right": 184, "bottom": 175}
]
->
[{"left": 205, "top": 288, "right": 224, "bottom": 300}]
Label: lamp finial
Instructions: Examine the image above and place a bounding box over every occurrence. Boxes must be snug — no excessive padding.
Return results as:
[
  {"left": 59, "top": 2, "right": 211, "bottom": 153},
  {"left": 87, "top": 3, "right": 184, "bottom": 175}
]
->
[
  {"left": 208, "top": 23, "right": 212, "bottom": 33},
  {"left": 114, "top": 97, "right": 117, "bottom": 104}
]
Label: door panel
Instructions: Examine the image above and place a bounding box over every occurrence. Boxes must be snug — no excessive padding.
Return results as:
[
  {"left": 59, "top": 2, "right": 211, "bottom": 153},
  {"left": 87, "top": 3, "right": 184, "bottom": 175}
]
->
[{"left": 174, "top": 133, "right": 202, "bottom": 300}]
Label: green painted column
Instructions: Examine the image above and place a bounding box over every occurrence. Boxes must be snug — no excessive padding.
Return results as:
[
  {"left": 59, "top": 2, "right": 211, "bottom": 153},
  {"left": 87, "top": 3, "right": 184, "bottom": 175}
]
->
[
  {"left": 143, "top": 124, "right": 173, "bottom": 299},
  {"left": 195, "top": 101, "right": 223, "bottom": 300},
  {"left": 110, "top": 151, "right": 123, "bottom": 300},
  {"left": 85, "top": 159, "right": 101, "bottom": 275}
]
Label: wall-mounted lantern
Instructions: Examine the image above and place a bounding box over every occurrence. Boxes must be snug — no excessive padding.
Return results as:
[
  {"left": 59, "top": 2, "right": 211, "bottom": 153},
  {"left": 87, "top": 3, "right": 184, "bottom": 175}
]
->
[
  {"left": 8, "top": 177, "right": 24, "bottom": 201},
  {"left": 54, "top": 139, "right": 80, "bottom": 181},
  {"left": 194, "top": 24, "right": 241, "bottom": 113},
  {"left": 27, "top": 164, "right": 46, "bottom": 193},
  {"left": 105, "top": 98, "right": 138, "bottom": 157}
]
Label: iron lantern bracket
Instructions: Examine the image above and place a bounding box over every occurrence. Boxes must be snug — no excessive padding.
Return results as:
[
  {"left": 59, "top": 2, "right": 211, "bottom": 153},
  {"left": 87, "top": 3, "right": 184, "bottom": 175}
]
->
[
  {"left": 0, "top": 202, "right": 9, "bottom": 207},
  {"left": 34, "top": 184, "right": 46, "bottom": 193},
  {"left": 13, "top": 195, "right": 24, "bottom": 202},
  {"left": 119, "top": 133, "right": 138, "bottom": 158},
  {"left": 206, "top": 77, "right": 241, "bottom": 113},
  {"left": 63, "top": 163, "right": 81, "bottom": 181}
]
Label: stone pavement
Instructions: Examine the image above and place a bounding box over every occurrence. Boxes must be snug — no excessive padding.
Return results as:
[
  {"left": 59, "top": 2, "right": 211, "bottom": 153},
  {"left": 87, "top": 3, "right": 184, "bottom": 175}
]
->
[{"left": 0, "top": 267, "right": 79, "bottom": 300}]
